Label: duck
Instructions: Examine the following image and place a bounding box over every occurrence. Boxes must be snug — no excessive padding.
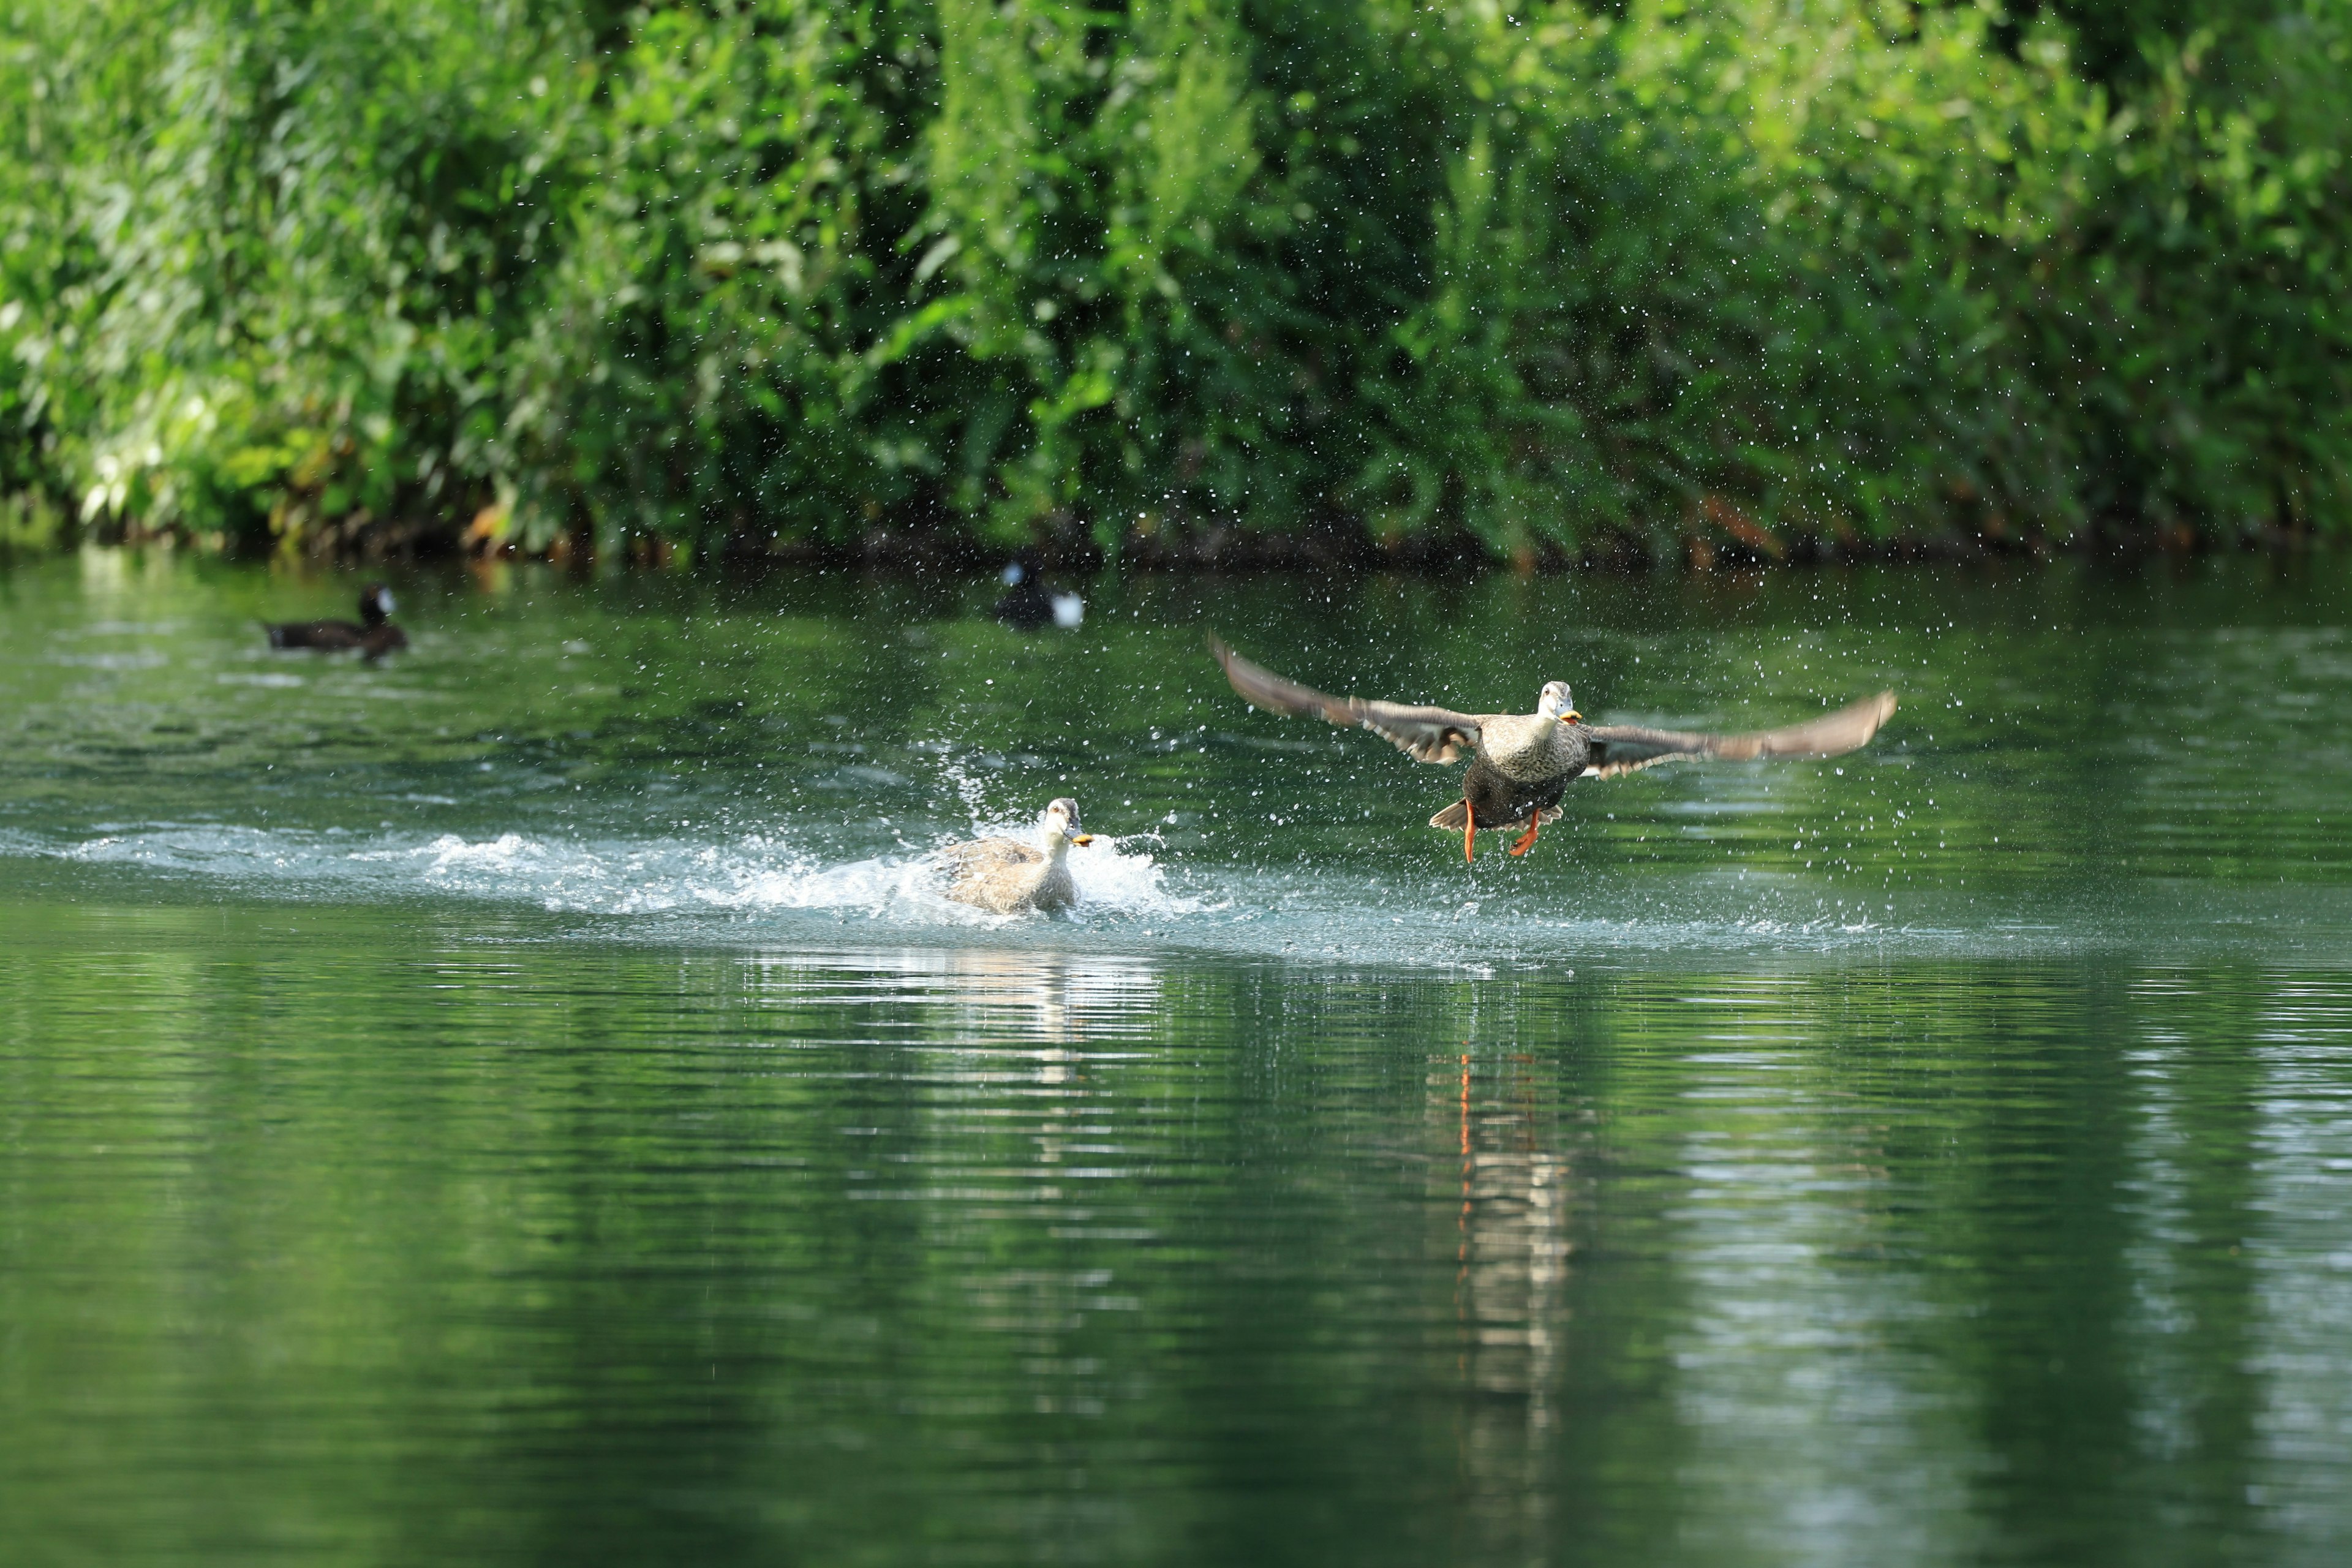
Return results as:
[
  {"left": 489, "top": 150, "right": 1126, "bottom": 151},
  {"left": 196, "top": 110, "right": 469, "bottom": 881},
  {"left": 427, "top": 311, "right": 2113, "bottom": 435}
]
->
[
  {"left": 265, "top": 583, "right": 408, "bottom": 658},
  {"left": 992, "top": 552, "right": 1084, "bottom": 631},
  {"left": 1211, "top": 638, "right": 1895, "bottom": 861},
  {"left": 939, "top": 797, "right": 1096, "bottom": 913}
]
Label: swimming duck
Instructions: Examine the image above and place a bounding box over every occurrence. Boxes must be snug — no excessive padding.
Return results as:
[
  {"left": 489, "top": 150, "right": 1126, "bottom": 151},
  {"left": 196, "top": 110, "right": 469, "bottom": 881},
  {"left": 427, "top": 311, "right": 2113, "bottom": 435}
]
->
[
  {"left": 265, "top": 584, "right": 408, "bottom": 658},
  {"left": 1211, "top": 639, "right": 1895, "bottom": 861},
  {"left": 992, "top": 554, "right": 1084, "bottom": 631},
  {"left": 940, "top": 797, "right": 1098, "bottom": 913}
]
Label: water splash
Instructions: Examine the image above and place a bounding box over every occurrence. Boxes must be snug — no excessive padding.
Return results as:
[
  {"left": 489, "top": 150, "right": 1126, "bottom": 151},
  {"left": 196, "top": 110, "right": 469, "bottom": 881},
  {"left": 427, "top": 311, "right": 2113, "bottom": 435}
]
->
[
  {"left": 12, "top": 818, "right": 2352, "bottom": 969},
  {"left": 40, "top": 820, "right": 1200, "bottom": 928}
]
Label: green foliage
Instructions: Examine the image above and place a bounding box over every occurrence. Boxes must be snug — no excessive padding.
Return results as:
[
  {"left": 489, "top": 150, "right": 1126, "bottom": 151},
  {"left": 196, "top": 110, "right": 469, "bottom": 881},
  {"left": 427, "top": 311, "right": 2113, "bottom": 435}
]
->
[
  {"left": 1, "top": 0, "right": 2345, "bottom": 559},
  {"left": 0, "top": 0, "right": 584, "bottom": 551},
  {"left": 1374, "top": 0, "right": 2351, "bottom": 553}
]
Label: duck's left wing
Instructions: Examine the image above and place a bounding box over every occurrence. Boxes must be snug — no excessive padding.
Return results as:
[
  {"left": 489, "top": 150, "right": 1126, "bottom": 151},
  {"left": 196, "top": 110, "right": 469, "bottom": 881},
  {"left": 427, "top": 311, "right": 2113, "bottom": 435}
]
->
[
  {"left": 940, "top": 838, "right": 1042, "bottom": 867},
  {"left": 1211, "top": 637, "right": 1482, "bottom": 764},
  {"left": 1584, "top": 691, "right": 1896, "bottom": 778}
]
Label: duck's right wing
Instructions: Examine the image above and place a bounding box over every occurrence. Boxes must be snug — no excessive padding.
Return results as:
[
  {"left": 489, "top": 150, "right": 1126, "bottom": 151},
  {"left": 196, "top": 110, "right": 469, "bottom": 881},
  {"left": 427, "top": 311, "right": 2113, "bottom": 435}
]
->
[
  {"left": 1210, "top": 638, "right": 1482, "bottom": 764},
  {"left": 1583, "top": 692, "right": 1896, "bottom": 778}
]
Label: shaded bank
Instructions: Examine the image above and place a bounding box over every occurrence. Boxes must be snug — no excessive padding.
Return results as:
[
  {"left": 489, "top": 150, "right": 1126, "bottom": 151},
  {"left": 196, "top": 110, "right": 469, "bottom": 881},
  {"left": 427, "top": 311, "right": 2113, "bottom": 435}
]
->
[
  {"left": 89, "top": 508, "right": 2314, "bottom": 577},
  {"left": 2, "top": 0, "right": 2346, "bottom": 564}
]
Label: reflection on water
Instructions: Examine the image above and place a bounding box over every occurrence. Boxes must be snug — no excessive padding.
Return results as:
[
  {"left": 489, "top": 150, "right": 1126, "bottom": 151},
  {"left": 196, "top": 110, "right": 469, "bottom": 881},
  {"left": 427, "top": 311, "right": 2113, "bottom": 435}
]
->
[
  {"left": 1442, "top": 1042, "right": 1577, "bottom": 1561},
  {"left": 6, "top": 891, "right": 2352, "bottom": 1563},
  {"left": 5, "top": 551, "right": 2352, "bottom": 1564}
]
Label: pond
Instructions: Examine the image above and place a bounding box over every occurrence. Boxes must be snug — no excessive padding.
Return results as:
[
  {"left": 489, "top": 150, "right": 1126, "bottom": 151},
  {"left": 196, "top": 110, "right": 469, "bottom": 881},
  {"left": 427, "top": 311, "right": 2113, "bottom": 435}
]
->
[{"left": 4, "top": 547, "right": 2351, "bottom": 1565}]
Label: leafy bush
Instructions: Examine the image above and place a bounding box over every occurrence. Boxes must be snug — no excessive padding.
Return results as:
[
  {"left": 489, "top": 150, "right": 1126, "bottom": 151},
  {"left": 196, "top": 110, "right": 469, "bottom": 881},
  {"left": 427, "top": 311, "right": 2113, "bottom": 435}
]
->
[
  {"left": 1, "top": 0, "right": 2345, "bottom": 559},
  {"left": 0, "top": 0, "right": 584, "bottom": 550}
]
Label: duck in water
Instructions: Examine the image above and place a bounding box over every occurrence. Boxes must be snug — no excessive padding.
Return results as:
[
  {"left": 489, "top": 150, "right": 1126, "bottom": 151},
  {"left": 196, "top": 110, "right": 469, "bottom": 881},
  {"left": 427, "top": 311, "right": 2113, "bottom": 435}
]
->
[
  {"left": 1210, "top": 638, "right": 1894, "bottom": 861},
  {"left": 940, "top": 798, "right": 1096, "bottom": 913},
  {"left": 992, "top": 552, "right": 1084, "bottom": 631},
  {"left": 264, "top": 584, "right": 408, "bottom": 659}
]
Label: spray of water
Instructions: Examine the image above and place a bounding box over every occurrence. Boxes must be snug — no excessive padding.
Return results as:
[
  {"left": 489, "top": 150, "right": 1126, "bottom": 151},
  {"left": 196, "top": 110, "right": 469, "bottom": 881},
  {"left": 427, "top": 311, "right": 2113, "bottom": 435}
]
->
[{"left": 44, "top": 820, "right": 1202, "bottom": 927}]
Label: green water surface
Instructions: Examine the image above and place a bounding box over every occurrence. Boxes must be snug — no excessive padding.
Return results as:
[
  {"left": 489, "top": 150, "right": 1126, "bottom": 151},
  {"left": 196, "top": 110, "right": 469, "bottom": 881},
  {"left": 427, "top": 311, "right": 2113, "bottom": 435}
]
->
[{"left": 4, "top": 549, "right": 2351, "bottom": 1566}]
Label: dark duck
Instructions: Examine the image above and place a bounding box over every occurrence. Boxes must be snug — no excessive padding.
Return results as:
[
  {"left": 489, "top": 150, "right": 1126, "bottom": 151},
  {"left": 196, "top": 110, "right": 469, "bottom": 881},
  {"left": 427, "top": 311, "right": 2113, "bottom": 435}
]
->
[
  {"left": 991, "top": 552, "right": 1084, "bottom": 631},
  {"left": 265, "top": 583, "right": 409, "bottom": 658},
  {"left": 1212, "top": 638, "right": 1895, "bottom": 861}
]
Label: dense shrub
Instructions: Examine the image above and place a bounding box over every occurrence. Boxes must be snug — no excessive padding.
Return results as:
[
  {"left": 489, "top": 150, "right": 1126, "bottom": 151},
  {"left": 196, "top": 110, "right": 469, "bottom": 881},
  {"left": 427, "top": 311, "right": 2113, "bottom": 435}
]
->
[
  {"left": 0, "top": 0, "right": 585, "bottom": 551},
  {"left": 0, "top": 0, "right": 2345, "bottom": 559}
]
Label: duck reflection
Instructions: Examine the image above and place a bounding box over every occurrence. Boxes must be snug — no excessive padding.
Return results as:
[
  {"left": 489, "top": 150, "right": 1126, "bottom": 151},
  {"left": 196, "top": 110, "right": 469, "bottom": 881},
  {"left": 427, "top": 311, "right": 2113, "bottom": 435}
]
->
[
  {"left": 747, "top": 944, "right": 1164, "bottom": 1049},
  {"left": 1439, "top": 1046, "right": 1578, "bottom": 1545}
]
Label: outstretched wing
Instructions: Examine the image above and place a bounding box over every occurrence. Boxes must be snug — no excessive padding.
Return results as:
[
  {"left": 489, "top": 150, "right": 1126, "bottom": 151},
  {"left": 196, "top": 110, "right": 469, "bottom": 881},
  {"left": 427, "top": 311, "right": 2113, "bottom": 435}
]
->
[
  {"left": 1211, "top": 637, "right": 1483, "bottom": 764},
  {"left": 1584, "top": 692, "right": 1896, "bottom": 778}
]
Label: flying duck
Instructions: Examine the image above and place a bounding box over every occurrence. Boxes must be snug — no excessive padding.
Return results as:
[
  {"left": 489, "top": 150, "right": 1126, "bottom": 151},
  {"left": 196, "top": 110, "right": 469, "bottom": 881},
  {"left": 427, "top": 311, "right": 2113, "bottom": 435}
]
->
[
  {"left": 940, "top": 797, "right": 1097, "bottom": 913},
  {"left": 1211, "top": 639, "right": 1895, "bottom": 861},
  {"left": 265, "top": 584, "right": 407, "bottom": 658}
]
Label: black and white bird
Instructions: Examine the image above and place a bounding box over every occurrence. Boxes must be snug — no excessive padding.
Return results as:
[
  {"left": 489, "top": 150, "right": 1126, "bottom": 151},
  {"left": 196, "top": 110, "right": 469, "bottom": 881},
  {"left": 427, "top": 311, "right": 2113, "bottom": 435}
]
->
[
  {"left": 264, "top": 584, "right": 408, "bottom": 659},
  {"left": 992, "top": 554, "right": 1084, "bottom": 631}
]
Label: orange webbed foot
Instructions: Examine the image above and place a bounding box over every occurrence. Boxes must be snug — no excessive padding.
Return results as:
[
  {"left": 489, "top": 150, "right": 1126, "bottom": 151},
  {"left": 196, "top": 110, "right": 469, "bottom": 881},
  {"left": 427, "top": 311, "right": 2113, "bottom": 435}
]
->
[
  {"left": 1463, "top": 802, "right": 1476, "bottom": 863},
  {"left": 1507, "top": 816, "right": 1541, "bottom": 857}
]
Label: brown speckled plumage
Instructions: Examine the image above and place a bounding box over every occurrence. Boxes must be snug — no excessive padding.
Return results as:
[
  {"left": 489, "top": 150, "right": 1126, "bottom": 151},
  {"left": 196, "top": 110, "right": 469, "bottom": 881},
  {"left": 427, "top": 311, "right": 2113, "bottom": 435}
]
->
[{"left": 940, "top": 798, "right": 1095, "bottom": 913}]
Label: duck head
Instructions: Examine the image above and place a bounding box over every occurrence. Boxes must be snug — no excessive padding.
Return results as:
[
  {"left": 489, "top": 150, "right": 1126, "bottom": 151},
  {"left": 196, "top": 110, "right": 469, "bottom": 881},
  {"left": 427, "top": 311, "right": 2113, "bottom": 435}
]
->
[
  {"left": 359, "top": 584, "right": 396, "bottom": 626},
  {"left": 1536, "top": 680, "right": 1582, "bottom": 724},
  {"left": 1041, "top": 797, "right": 1095, "bottom": 854}
]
